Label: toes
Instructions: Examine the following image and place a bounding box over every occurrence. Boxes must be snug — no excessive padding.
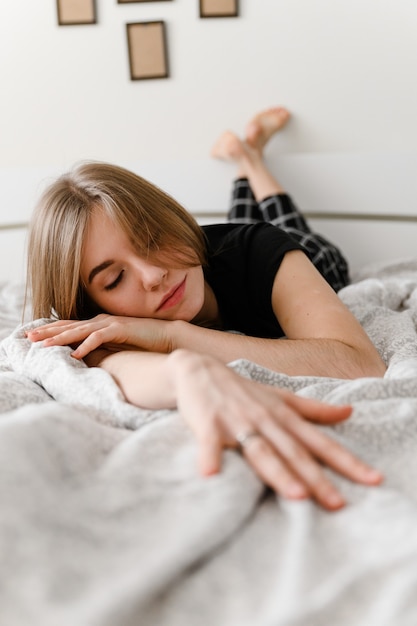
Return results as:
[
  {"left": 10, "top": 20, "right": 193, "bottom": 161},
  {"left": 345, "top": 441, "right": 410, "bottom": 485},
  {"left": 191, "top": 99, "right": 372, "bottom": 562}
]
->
[{"left": 245, "top": 106, "right": 290, "bottom": 149}]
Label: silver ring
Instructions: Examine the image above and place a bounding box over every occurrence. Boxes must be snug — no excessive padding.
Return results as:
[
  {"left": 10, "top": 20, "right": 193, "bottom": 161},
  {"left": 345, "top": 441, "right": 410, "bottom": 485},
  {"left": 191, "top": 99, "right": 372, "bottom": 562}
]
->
[{"left": 235, "top": 430, "right": 260, "bottom": 450}]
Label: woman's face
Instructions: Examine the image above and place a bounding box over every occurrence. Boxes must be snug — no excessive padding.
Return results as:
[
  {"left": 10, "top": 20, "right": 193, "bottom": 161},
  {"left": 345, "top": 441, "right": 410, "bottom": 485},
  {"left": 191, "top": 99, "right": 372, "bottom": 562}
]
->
[{"left": 80, "top": 208, "right": 206, "bottom": 321}]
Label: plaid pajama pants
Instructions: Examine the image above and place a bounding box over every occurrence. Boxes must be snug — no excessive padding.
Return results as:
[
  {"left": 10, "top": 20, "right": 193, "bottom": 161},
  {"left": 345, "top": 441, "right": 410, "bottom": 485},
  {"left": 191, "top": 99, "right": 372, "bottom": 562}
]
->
[{"left": 228, "top": 178, "right": 350, "bottom": 292}]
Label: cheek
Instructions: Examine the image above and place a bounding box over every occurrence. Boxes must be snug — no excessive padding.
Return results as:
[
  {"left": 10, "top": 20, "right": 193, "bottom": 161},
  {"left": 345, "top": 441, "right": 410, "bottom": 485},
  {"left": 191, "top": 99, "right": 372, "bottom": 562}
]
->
[
  {"left": 103, "top": 295, "right": 146, "bottom": 317},
  {"left": 185, "top": 270, "right": 205, "bottom": 315},
  {"left": 84, "top": 287, "right": 131, "bottom": 316}
]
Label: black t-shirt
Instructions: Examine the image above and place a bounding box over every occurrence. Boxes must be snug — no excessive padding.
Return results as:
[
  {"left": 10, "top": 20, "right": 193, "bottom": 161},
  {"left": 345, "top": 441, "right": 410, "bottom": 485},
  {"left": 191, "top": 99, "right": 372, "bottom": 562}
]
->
[{"left": 202, "top": 222, "right": 305, "bottom": 338}]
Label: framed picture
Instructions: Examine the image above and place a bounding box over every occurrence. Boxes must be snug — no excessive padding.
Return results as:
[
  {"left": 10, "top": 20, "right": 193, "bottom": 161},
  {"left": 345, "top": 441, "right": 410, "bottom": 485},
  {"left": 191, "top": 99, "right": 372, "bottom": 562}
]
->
[
  {"left": 199, "top": 0, "right": 238, "bottom": 18},
  {"left": 126, "top": 21, "right": 169, "bottom": 81},
  {"left": 56, "top": 0, "right": 97, "bottom": 25}
]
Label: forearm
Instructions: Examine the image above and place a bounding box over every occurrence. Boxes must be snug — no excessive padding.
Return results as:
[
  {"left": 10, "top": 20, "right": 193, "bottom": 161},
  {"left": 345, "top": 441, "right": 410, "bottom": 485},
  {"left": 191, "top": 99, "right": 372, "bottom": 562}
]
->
[
  {"left": 97, "top": 349, "right": 179, "bottom": 409},
  {"left": 169, "top": 321, "right": 386, "bottom": 379},
  {"left": 29, "top": 309, "right": 385, "bottom": 379},
  {"left": 95, "top": 347, "right": 234, "bottom": 411}
]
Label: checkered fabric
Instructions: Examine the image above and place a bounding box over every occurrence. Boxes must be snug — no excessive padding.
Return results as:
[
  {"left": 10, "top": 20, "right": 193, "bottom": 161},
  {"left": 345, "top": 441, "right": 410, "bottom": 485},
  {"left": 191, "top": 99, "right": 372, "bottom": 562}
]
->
[{"left": 227, "top": 178, "right": 350, "bottom": 292}]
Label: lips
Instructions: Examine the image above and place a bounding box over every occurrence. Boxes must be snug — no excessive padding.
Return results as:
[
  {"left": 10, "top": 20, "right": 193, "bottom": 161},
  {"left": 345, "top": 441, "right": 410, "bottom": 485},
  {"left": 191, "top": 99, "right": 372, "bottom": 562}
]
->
[{"left": 157, "top": 277, "right": 186, "bottom": 312}]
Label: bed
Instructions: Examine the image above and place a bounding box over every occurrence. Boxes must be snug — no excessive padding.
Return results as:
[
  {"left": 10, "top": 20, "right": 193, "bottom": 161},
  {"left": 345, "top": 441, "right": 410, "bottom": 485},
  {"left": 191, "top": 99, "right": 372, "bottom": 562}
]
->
[{"left": 1, "top": 155, "right": 417, "bottom": 626}]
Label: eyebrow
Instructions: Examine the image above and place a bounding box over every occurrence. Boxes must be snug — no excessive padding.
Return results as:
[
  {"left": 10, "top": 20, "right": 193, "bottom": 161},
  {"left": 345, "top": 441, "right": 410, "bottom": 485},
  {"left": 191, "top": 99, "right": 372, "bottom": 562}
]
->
[{"left": 87, "top": 260, "right": 114, "bottom": 285}]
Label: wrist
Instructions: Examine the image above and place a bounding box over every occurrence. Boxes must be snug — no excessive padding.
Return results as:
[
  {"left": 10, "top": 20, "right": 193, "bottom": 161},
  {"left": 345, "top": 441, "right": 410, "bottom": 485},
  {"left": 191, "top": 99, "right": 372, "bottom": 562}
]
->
[
  {"left": 167, "top": 319, "right": 190, "bottom": 351},
  {"left": 168, "top": 320, "right": 228, "bottom": 362},
  {"left": 166, "top": 348, "right": 216, "bottom": 392},
  {"left": 166, "top": 347, "right": 203, "bottom": 376},
  {"left": 161, "top": 318, "right": 207, "bottom": 353}
]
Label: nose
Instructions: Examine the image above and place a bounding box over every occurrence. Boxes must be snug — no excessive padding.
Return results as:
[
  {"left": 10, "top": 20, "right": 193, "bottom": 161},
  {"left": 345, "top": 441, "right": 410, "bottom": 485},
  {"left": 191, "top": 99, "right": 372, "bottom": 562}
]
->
[{"left": 135, "top": 259, "right": 167, "bottom": 292}]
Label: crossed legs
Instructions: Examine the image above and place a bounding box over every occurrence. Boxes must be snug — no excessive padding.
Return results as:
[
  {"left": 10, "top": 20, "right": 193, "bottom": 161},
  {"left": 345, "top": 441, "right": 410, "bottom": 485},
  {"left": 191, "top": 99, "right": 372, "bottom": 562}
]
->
[{"left": 211, "top": 107, "right": 350, "bottom": 292}]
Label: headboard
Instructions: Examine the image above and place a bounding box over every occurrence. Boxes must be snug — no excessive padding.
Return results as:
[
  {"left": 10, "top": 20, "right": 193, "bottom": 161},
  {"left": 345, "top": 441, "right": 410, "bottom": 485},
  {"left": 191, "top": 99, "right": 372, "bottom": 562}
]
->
[{"left": 1, "top": 152, "right": 417, "bottom": 284}]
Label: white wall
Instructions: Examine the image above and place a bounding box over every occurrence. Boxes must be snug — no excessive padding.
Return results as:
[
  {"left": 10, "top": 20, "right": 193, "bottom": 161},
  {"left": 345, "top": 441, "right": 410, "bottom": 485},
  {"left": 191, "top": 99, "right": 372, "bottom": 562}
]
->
[
  {"left": 0, "top": 0, "right": 416, "bottom": 168},
  {"left": 0, "top": 0, "right": 416, "bottom": 283}
]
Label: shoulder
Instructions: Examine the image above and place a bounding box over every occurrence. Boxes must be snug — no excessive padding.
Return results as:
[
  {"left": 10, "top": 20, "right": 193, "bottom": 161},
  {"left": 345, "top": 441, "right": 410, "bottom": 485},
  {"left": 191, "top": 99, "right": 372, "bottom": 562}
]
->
[
  {"left": 202, "top": 222, "right": 305, "bottom": 258},
  {"left": 202, "top": 223, "right": 304, "bottom": 337}
]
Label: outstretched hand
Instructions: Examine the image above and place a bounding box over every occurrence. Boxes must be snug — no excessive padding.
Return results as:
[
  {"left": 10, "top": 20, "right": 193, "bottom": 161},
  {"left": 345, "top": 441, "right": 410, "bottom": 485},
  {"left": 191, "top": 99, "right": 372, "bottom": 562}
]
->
[
  {"left": 27, "top": 321, "right": 384, "bottom": 511},
  {"left": 165, "top": 350, "right": 383, "bottom": 511},
  {"left": 26, "top": 314, "right": 172, "bottom": 357}
]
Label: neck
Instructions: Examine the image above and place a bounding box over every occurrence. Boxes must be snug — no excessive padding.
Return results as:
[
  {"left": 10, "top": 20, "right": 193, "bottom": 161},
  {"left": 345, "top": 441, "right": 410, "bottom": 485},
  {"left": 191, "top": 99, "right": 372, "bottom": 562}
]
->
[{"left": 191, "top": 281, "right": 222, "bottom": 329}]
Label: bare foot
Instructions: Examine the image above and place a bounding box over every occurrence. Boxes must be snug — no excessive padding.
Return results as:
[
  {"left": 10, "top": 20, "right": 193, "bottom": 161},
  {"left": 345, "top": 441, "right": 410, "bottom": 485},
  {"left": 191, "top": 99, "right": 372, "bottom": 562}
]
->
[
  {"left": 211, "top": 130, "right": 286, "bottom": 197},
  {"left": 245, "top": 107, "right": 290, "bottom": 151},
  {"left": 210, "top": 130, "right": 248, "bottom": 162}
]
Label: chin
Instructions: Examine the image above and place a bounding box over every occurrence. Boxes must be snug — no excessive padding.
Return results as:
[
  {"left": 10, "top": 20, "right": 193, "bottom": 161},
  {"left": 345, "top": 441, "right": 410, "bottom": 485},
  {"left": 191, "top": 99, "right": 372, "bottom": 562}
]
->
[{"left": 176, "top": 309, "right": 198, "bottom": 323}]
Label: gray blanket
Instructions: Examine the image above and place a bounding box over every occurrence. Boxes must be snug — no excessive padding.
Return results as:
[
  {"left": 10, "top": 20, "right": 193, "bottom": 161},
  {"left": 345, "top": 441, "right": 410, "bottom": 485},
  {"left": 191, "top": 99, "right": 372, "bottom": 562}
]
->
[{"left": 2, "top": 259, "right": 417, "bottom": 626}]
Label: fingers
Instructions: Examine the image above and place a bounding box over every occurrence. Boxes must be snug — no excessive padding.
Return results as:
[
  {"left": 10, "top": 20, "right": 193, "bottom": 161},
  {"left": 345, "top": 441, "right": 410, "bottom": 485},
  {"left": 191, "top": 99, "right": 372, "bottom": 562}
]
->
[
  {"left": 288, "top": 417, "right": 383, "bottom": 486},
  {"left": 241, "top": 425, "right": 346, "bottom": 510},
  {"left": 194, "top": 414, "right": 351, "bottom": 509},
  {"left": 26, "top": 315, "right": 161, "bottom": 358},
  {"left": 27, "top": 321, "right": 89, "bottom": 346},
  {"left": 223, "top": 392, "right": 382, "bottom": 509},
  {"left": 186, "top": 389, "right": 382, "bottom": 510},
  {"left": 264, "top": 388, "right": 383, "bottom": 486},
  {"left": 239, "top": 435, "right": 309, "bottom": 501},
  {"left": 280, "top": 390, "right": 353, "bottom": 424},
  {"left": 194, "top": 420, "right": 312, "bottom": 502},
  {"left": 26, "top": 315, "right": 109, "bottom": 341},
  {"left": 27, "top": 317, "right": 113, "bottom": 358},
  {"left": 69, "top": 330, "right": 111, "bottom": 359},
  {"left": 27, "top": 316, "right": 101, "bottom": 335},
  {"left": 26, "top": 321, "right": 70, "bottom": 340},
  {"left": 195, "top": 427, "right": 223, "bottom": 477}
]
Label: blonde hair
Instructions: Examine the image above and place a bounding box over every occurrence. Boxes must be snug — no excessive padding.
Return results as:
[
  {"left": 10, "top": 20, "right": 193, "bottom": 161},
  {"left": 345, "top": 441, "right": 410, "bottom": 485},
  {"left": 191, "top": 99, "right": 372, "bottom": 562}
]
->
[{"left": 27, "top": 161, "right": 207, "bottom": 320}]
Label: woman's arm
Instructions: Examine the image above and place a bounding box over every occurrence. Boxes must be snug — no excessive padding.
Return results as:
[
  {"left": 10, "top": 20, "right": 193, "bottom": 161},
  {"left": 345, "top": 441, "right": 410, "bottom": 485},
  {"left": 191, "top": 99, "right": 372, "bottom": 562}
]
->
[
  {"left": 28, "top": 251, "right": 386, "bottom": 379},
  {"left": 87, "top": 347, "right": 382, "bottom": 511},
  {"left": 167, "top": 250, "right": 386, "bottom": 378}
]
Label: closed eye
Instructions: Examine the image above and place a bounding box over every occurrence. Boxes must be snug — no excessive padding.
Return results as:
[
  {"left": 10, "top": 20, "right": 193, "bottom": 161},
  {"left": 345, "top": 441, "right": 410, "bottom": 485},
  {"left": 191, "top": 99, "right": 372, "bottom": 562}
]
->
[{"left": 104, "top": 270, "right": 124, "bottom": 291}]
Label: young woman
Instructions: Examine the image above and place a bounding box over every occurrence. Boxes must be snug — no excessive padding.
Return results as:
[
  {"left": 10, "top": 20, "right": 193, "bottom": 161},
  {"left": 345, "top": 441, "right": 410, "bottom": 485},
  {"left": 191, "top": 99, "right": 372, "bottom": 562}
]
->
[{"left": 26, "top": 107, "right": 386, "bottom": 511}]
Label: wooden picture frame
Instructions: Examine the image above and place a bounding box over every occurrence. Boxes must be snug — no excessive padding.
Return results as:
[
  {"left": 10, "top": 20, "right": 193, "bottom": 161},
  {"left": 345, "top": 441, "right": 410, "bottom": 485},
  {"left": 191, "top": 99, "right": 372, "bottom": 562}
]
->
[
  {"left": 199, "top": 0, "right": 238, "bottom": 18},
  {"left": 126, "top": 21, "right": 169, "bottom": 81},
  {"left": 56, "top": 0, "right": 97, "bottom": 25}
]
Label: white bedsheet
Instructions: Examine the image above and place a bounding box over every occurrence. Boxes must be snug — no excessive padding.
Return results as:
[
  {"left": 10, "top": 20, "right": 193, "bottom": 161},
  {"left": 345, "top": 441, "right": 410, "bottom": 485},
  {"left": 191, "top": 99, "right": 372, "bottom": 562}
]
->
[{"left": 1, "top": 259, "right": 417, "bottom": 626}]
